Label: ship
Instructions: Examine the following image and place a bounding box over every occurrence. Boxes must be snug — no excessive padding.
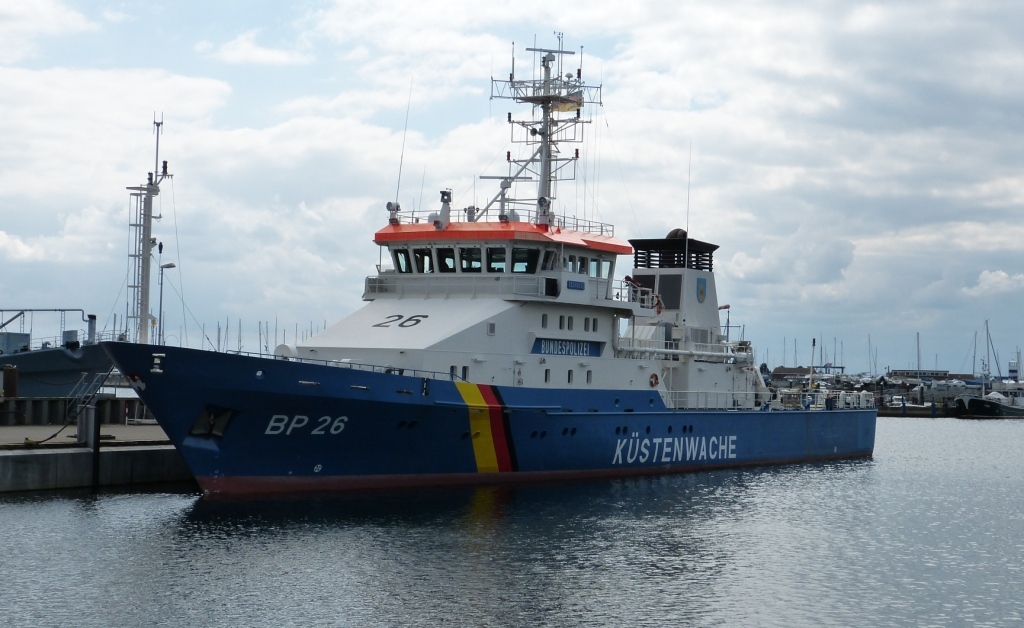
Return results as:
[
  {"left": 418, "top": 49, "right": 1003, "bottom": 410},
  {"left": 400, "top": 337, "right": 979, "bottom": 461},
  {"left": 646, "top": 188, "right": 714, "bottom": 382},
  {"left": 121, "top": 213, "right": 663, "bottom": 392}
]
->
[
  {"left": 953, "top": 393, "right": 1024, "bottom": 418},
  {"left": 101, "top": 40, "right": 877, "bottom": 495},
  {"left": 0, "top": 309, "right": 110, "bottom": 399}
]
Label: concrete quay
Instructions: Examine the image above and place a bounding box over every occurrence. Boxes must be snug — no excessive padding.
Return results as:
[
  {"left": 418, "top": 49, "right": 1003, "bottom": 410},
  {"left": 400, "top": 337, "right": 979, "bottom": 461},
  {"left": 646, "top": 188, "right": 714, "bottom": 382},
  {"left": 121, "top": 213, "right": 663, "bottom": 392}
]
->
[{"left": 0, "top": 423, "right": 195, "bottom": 493}]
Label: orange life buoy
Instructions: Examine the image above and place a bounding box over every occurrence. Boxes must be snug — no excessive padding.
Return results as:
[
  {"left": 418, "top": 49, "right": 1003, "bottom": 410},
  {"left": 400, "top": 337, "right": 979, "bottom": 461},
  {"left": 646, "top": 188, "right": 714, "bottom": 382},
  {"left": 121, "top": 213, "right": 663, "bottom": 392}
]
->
[{"left": 649, "top": 373, "right": 659, "bottom": 387}]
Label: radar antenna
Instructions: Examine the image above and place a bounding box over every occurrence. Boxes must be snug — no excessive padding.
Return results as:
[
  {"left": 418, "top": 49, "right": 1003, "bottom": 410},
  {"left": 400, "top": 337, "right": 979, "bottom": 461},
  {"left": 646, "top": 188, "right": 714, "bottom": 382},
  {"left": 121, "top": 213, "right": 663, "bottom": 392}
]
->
[{"left": 486, "top": 34, "right": 602, "bottom": 226}]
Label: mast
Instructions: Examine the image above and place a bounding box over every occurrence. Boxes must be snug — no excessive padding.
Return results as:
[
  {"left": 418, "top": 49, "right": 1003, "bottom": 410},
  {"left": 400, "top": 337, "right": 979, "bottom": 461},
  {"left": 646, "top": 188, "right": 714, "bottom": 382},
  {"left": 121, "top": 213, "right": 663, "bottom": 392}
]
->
[
  {"left": 126, "top": 117, "right": 173, "bottom": 344},
  {"left": 488, "top": 35, "right": 601, "bottom": 226}
]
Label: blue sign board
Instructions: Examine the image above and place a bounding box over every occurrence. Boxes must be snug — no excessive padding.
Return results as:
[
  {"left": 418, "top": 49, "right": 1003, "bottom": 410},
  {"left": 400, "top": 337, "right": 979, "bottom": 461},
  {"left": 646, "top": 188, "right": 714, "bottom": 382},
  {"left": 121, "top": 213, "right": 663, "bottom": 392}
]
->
[
  {"left": 531, "top": 338, "right": 602, "bottom": 357},
  {"left": 567, "top": 280, "right": 586, "bottom": 290}
]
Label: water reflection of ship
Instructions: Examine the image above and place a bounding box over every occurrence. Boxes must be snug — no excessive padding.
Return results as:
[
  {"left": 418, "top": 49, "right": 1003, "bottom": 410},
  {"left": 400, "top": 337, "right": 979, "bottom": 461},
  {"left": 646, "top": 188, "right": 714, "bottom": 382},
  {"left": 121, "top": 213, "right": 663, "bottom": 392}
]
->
[{"left": 175, "top": 464, "right": 874, "bottom": 625}]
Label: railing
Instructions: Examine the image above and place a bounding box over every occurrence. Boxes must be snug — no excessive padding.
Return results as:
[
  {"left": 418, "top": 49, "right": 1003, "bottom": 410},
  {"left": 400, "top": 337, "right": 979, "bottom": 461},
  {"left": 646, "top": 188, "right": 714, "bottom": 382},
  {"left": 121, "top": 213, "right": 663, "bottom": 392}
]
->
[
  {"left": 388, "top": 206, "right": 615, "bottom": 237},
  {"left": 615, "top": 338, "right": 753, "bottom": 364},
  {"left": 365, "top": 273, "right": 617, "bottom": 303},
  {"left": 665, "top": 390, "right": 761, "bottom": 410},
  {"left": 665, "top": 389, "right": 875, "bottom": 411},
  {"left": 611, "top": 280, "right": 656, "bottom": 309},
  {"left": 365, "top": 274, "right": 544, "bottom": 298},
  {"left": 255, "top": 351, "right": 466, "bottom": 383},
  {"left": 1, "top": 329, "right": 122, "bottom": 352},
  {"left": 774, "top": 390, "right": 876, "bottom": 410}
]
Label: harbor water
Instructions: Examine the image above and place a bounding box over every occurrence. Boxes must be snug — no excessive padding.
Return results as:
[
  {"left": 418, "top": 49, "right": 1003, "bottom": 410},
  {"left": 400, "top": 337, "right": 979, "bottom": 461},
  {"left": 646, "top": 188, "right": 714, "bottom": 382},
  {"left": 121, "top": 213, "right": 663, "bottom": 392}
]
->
[{"left": 2, "top": 416, "right": 1022, "bottom": 627}]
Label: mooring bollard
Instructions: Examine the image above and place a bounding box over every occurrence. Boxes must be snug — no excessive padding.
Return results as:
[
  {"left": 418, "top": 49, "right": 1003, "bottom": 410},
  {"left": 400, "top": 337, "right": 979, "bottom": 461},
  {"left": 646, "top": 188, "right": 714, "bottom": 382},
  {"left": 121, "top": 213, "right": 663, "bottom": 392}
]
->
[{"left": 82, "top": 405, "right": 101, "bottom": 490}]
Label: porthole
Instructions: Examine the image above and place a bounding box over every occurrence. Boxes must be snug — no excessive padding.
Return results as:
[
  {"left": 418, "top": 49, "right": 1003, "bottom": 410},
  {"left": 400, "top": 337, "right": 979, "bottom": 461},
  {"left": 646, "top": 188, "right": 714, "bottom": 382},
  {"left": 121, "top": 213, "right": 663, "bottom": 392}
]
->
[
  {"left": 570, "top": 427, "right": 577, "bottom": 436},
  {"left": 531, "top": 430, "right": 538, "bottom": 438},
  {"left": 645, "top": 426, "right": 651, "bottom": 435},
  {"left": 562, "top": 427, "right": 569, "bottom": 436}
]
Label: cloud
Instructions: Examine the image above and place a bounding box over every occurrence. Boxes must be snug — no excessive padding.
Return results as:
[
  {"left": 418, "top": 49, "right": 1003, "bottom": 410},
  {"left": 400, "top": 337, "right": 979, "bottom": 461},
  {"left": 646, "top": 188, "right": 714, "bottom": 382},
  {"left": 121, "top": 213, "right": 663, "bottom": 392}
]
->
[
  {"left": 0, "top": 231, "right": 40, "bottom": 261},
  {"left": 102, "top": 10, "right": 130, "bottom": 23},
  {"left": 4, "top": 2, "right": 1024, "bottom": 373},
  {"left": 728, "top": 233, "right": 855, "bottom": 286},
  {"left": 962, "top": 270, "right": 1024, "bottom": 297},
  {"left": 0, "top": 66, "right": 230, "bottom": 206},
  {"left": 199, "top": 29, "right": 314, "bottom": 66},
  {"left": 0, "top": 0, "right": 96, "bottom": 63}
]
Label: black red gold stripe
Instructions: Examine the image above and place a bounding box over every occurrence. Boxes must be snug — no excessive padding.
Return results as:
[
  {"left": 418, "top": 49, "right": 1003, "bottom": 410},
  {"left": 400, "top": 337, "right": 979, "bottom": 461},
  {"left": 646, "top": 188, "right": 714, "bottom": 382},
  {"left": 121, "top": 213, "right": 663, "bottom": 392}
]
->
[{"left": 455, "top": 382, "right": 515, "bottom": 473}]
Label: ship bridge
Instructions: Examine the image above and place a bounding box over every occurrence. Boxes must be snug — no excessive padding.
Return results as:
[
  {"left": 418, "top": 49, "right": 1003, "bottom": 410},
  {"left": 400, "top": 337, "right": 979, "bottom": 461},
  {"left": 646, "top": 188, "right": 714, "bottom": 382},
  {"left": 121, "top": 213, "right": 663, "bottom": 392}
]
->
[{"left": 366, "top": 201, "right": 654, "bottom": 313}]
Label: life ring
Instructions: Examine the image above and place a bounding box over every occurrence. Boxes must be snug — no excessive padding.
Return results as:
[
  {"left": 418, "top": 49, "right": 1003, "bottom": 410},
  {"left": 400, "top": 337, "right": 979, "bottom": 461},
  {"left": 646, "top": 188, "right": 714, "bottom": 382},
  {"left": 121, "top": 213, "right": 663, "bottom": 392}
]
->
[{"left": 649, "top": 373, "right": 659, "bottom": 387}]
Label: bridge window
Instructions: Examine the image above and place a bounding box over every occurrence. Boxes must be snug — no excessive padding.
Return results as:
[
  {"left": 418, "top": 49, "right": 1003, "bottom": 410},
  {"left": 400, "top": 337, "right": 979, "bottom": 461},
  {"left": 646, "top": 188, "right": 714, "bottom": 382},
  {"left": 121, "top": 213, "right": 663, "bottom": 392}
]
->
[
  {"left": 393, "top": 249, "right": 413, "bottom": 273},
  {"left": 511, "top": 248, "right": 540, "bottom": 273},
  {"left": 592, "top": 318, "right": 598, "bottom": 333},
  {"left": 541, "top": 250, "right": 558, "bottom": 271},
  {"left": 584, "top": 318, "right": 590, "bottom": 332},
  {"left": 413, "top": 248, "right": 434, "bottom": 273},
  {"left": 541, "top": 313, "right": 548, "bottom": 329},
  {"left": 459, "top": 247, "right": 481, "bottom": 272},
  {"left": 487, "top": 247, "right": 506, "bottom": 272},
  {"left": 568, "top": 370, "right": 574, "bottom": 384},
  {"left": 559, "top": 315, "right": 565, "bottom": 330},
  {"left": 568, "top": 316, "right": 574, "bottom": 331},
  {"left": 578, "top": 257, "right": 588, "bottom": 274},
  {"left": 437, "top": 248, "right": 456, "bottom": 273}
]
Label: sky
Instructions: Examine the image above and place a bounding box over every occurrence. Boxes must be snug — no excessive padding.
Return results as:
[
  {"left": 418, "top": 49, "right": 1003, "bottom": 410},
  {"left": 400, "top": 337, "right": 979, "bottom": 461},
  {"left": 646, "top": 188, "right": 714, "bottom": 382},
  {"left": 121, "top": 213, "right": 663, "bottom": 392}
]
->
[{"left": 2, "top": 0, "right": 1024, "bottom": 377}]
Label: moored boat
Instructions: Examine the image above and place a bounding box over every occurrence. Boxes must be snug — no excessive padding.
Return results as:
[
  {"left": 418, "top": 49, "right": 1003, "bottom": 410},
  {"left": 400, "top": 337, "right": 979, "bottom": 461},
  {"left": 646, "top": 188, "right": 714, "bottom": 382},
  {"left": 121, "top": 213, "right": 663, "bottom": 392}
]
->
[
  {"left": 953, "top": 393, "right": 1024, "bottom": 418},
  {"left": 0, "top": 310, "right": 111, "bottom": 399},
  {"left": 102, "top": 40, "right": 876, "bottom": 495}
]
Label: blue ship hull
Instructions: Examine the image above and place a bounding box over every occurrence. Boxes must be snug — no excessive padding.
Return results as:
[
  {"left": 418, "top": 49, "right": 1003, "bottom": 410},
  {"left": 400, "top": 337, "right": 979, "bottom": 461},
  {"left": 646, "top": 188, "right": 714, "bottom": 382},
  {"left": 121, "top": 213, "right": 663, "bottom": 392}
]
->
[{"left": 102, "top": 342, "right": 876, "bottom": 495}]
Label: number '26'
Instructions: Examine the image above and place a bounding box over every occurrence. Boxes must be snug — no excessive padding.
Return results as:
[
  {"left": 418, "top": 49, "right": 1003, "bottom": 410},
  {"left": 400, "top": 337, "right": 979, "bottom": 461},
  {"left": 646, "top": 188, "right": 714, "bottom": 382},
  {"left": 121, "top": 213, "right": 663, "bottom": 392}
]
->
[{"left": 373, "top": 314, "right": 428, "bottom": 328}]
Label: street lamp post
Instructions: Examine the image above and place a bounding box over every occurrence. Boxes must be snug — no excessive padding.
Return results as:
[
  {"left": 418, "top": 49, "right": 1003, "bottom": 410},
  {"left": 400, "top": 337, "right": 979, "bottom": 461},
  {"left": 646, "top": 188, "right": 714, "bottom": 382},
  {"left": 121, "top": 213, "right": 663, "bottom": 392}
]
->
[{"left": 158, "top": 262, "right": 176, "bottom": 346}]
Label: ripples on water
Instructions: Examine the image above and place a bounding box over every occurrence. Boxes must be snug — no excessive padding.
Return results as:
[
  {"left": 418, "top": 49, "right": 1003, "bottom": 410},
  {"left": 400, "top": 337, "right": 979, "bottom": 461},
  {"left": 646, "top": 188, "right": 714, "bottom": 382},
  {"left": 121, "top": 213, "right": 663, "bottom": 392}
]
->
[{"left": 1, "top": 417, "right": 1022, "bottom": 627}]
